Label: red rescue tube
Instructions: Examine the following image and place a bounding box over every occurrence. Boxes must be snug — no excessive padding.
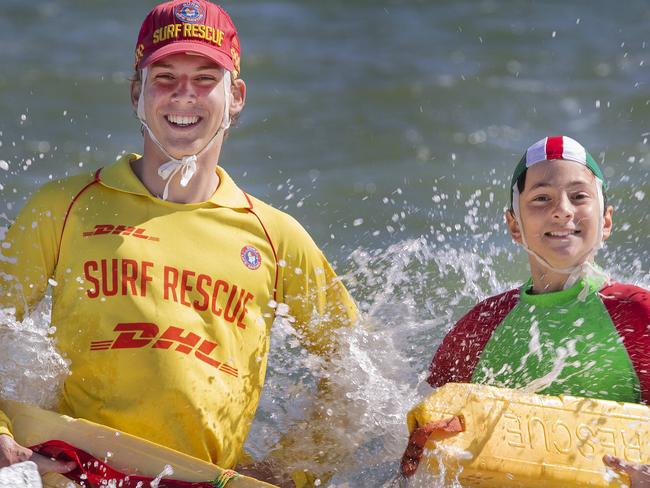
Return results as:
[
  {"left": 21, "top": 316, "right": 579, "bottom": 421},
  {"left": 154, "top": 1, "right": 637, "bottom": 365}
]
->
[{"left": 31, "top": 440, "right": 239, "bottom": 488}]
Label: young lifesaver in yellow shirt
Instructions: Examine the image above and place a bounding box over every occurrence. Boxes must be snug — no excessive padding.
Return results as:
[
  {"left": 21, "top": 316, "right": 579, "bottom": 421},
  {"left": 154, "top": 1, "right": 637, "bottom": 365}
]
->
[{"left": 0, "top": 1, "right": 357, "bottom": 486}]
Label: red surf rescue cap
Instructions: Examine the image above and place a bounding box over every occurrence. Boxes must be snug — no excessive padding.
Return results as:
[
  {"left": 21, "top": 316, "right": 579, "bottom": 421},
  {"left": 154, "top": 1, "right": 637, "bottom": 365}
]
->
[{"left": 134, "top": 0, "right": 241, "bottom": 77}]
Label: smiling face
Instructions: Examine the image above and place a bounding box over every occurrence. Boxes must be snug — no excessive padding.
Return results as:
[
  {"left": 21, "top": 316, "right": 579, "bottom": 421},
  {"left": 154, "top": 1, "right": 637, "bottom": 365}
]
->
[
  {"left": 132, "top": 53, "right": 245, "bottom": 161},
  {"left": 506, "top": 159, "right": 613, "bottom": 272}
]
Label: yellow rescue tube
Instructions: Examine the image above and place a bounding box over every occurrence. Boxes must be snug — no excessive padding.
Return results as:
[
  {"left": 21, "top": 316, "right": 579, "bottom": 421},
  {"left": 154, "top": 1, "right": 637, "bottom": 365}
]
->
[
  {"left": 406, "top": 383, "right": 649, "bottom": 487},
  {"left": 0, "top": 399, "right": 277, "bottom": 488}
]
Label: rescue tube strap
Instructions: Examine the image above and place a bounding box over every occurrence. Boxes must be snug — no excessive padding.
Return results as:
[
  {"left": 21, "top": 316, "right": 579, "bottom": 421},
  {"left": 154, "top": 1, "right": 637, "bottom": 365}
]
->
[
  {"left": 31, "top": 440, "right": 240, "bottom": 488},
  {"left": 212, "top": 470, "right": 240, "bottom": 488},
  {"left": 400, "top": 416, "right": 464, "bottom": 477}
]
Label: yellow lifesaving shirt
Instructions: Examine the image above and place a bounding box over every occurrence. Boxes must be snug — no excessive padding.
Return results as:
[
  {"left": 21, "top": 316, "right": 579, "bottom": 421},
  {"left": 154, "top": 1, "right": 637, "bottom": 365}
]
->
[{"left": 0, "top": 154, "right": 357, "bottom": 468}]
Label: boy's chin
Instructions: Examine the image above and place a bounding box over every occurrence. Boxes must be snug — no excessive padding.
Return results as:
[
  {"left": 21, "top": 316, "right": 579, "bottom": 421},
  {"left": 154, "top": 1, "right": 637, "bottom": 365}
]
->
[{"left": 530, "top": 250, "right": 591, "bottom": 273}]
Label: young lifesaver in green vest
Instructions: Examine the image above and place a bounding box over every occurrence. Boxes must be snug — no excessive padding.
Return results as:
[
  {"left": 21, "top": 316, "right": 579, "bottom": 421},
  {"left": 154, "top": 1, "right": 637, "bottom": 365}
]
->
[
  {"left": 428, "top": 135, "right": 650, "bottom": 484},
  {"left": 0, "top": 1, "right": 357, "bottom": 486}
]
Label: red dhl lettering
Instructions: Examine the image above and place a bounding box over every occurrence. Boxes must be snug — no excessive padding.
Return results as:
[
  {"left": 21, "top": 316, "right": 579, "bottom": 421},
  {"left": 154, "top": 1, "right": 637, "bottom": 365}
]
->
[
  {"left": 90, "top": 323, "right": 238, "bottom": 378},
  {"left": 83, "top": 224, "right": 159, "bottom": 241}
]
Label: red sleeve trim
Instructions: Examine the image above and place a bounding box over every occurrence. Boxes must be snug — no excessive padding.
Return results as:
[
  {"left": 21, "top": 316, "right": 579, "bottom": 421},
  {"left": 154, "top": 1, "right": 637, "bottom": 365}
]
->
[
  {"left": 600, "top": 281, "right": 650, "bottom": 404},
  {"left": 244, "top": 192, "right": 279, "bottom": 302},
  {"left": 427, "top": 289, "right": 519, "bottom": 387},
  {"left": 55, "top": 170, "right": 101, "bottom": 267},
  {"left": 242, "top": 191, "right": 254, "bottom": 210}
]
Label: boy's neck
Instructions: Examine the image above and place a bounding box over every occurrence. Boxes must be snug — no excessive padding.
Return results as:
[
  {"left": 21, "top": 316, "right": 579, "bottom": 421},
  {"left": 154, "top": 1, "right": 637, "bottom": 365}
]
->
[
  {"left": 528, "top": 268, "right": 572, "bottom": 294},
  {"left": 527, "top": 257, "right": 603, "bottom": 294},
  {"left": 134, "top": 137, "right": 223, "bottom": 203},
  {"left": 527, "top": 257, "right": 586, "bottom": 294}
]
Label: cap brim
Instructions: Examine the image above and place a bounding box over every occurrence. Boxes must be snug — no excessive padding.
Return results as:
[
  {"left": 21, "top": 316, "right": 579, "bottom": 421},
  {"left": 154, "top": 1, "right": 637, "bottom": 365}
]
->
[{"left": 139, "top": 42, "right": 234, "bottom": 72}]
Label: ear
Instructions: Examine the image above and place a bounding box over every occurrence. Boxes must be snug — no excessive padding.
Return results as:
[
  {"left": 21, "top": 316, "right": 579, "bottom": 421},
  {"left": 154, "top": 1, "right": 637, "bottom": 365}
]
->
[
  {"left": 229, "top": 77, "right": 246, "bottom": 118},
  {"left": 505, "top": 209, "right": 523, "bottom": 244},
  {"left": 130, "top": 79, "right": 141, "bottom": 110},
  {"left": 601, "top": 205, "right": 614, "bottom": 241}
]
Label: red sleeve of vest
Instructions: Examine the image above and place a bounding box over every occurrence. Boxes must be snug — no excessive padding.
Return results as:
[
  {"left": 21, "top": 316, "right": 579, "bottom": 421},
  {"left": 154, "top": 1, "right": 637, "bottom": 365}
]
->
[
  {"left": 600, "top": 281, "right": 650, "bottom": 404},
  {"left": 427, "top": 289, "right": 519, "bottom": 388}
]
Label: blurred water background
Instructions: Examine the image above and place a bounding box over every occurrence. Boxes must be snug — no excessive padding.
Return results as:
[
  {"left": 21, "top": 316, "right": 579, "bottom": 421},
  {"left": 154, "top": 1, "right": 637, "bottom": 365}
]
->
[{"left": 0, "top": 1, "right": 649, "bottom": 486}]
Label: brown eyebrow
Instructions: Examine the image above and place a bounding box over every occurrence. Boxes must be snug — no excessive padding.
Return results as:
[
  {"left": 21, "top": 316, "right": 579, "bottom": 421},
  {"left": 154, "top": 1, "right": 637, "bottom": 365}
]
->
[
  {"left": 527, "top": 182, "right": 552, "bottom": 191},
  {"left": 196, "top": 65, "right": 222, "bottom": 71},
  {"left": 527, "top": 179, "right": 593, "bottom": 192}
]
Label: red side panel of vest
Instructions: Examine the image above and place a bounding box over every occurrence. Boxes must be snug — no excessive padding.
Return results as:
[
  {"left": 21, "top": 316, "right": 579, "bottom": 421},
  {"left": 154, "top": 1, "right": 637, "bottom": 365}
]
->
[
  {"left": 427, "top": 289, "right": 519, "bottom": 387},
  {"left": 601, "top": 282, "right": 650, "bottom": 404}
]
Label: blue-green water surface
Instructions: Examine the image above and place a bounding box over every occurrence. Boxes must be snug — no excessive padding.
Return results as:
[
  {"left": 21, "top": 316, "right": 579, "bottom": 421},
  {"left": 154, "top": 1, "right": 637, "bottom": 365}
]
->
[{"left": 0, "top": 1, "right": 648, "bottom": 486}]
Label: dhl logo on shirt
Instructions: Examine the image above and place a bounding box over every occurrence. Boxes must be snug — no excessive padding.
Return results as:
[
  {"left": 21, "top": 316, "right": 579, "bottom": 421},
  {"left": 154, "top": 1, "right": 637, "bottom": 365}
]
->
[
  {"left": 90, "top": 322, "right": 238, "bottom": 378},
  {"left": 83, "top": 224, "right": 160, "bottom": 241}
]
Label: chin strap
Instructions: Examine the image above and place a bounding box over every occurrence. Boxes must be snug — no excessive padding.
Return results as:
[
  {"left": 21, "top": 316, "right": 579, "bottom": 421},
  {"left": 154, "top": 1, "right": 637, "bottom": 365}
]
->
[
  {"left": 511, "top": 177, "right": 607, "bottom": 296},
  {"left": 137, "top": 68, "right": 232, "bottom": 200},
  {"left": 157, "top": 155, "right": 198, "bottom": 201}
]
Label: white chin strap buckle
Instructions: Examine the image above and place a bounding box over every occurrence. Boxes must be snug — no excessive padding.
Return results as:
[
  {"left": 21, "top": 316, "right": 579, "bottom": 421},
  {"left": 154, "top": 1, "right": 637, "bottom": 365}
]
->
[{"left": 157, "top": 155, "right": 198, "bottom": 201}]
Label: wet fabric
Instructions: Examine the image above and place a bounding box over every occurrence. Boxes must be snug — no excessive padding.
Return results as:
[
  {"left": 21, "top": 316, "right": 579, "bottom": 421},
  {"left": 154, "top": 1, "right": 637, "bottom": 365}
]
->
[
  {"left": 471, "top": 277, "right": 639, "bottom": 401},
  {"left": 0, "top": 154, "right": 358, "bottom": 468},
  {"left": 429, "top": 277, "right": 650, "bottom": 403},
  {"left": 31, "top": 440, "right": 239, "bottom": 488}
]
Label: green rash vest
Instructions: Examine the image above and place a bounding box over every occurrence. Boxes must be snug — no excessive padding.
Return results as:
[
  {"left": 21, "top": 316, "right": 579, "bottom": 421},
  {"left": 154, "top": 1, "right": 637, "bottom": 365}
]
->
[
  {"left": 471, "top": 277, "right": 639, "bottom": 401},
  {"left": 428, "top": 276, "right": 650, "bottom": 403}
]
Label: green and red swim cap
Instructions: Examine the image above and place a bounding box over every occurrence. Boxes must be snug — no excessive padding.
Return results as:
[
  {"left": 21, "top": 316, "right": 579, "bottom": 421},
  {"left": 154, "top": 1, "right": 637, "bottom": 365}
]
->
[{"left": 510, "top": 135, "right": 606, "bottom": 207}]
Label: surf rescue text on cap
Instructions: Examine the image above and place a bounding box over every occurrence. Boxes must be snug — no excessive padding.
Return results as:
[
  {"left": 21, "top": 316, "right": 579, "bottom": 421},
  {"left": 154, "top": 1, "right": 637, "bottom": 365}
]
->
[{"left": 134, "top": 0, "right": 241, "bottom": 77}]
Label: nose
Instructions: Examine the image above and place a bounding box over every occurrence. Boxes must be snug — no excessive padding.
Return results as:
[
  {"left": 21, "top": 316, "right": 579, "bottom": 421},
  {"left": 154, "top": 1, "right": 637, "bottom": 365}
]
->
[
  {"left": 171, "top": 76, "right": 196, "bottom": 103},
  {"left": 552, "top": 193, "right": 574, "bottom": 220}
]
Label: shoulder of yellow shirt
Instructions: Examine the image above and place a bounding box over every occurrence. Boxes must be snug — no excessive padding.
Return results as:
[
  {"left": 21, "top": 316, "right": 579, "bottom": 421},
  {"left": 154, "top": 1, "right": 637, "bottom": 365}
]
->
[
  {"left": 33, "top": 171, "right": 321, "bottom": 260},
  {"left": 21, "top": 172, "right": 99, "bottom": 227},
  {"left": 244, "top": 193, "right": 325, "bottom": 261}
]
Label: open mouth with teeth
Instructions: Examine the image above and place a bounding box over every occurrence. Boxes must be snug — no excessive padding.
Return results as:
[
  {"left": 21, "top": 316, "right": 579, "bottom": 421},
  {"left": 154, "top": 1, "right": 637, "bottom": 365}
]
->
[
  {"left": 166, "top": 114, "right": 201, "bottom": 127},
  {"left": 545, "top": 230, "right": 581, "bottom": 237}
]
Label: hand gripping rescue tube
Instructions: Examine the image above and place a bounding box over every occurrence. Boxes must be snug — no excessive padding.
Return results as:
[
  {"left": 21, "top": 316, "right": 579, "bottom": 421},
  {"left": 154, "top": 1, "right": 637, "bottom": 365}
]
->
[
  {"left": 400, "top": 383, "right": 650, "bottom": 487},
  {"left": 0, "top": 399, "right": 277, "bottom": 488}
]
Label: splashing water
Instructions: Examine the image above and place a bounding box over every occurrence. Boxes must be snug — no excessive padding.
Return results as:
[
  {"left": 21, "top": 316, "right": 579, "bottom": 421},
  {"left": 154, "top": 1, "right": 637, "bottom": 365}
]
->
[
  {"left": 247, "top": 237, "right": 519, "bottom": 487},
  {"left": 0, "top": 3, "right": 648, "bottom": 485},
  {"left": 249, "top": 231, "right": 649, "bottom": 487},
  {"left": 0, "top": 301, "right": 69, "bottom": 409},
  {"left": 0, "top": 213, "right": 647, "bottom": 487}
]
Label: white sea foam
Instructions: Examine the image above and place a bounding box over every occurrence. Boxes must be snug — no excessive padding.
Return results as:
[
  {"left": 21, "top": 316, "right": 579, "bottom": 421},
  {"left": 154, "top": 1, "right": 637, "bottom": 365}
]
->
[
  {"left": 0, "top": 199, "right": 647, "bottom": 487},
  {"left": 0, "top": 461, "right": 41, "bottom": 487},
  {"left": 0, "top": 304, "right": 69, "bottom": 409}
]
